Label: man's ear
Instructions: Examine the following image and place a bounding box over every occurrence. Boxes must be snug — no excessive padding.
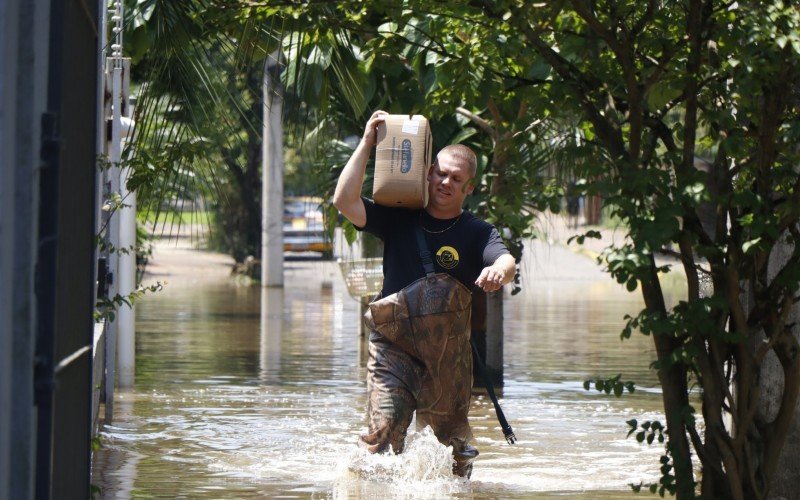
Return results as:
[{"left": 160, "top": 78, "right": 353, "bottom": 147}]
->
[
  {"left": 427, "top": 164, "right": 434, "bottom": 181},
  {"left": 465, "top": 179, "right": 475, "bottom": 196}
]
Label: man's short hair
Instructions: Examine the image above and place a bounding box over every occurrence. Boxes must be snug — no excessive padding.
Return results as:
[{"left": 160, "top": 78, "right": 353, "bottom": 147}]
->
[{"left": 437, "top": 144, "right": 477, "bottom": 178}]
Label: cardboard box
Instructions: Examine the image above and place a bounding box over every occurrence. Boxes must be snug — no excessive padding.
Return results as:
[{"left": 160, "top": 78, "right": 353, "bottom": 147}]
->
[{"left": 373, "top": 114, "right": 432, "bottom": 209}]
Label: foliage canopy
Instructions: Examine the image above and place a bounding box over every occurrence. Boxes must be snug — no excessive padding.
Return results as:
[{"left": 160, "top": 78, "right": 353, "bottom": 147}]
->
[{"left": 127, "top": 1, "right": 800, "bottom": 497}]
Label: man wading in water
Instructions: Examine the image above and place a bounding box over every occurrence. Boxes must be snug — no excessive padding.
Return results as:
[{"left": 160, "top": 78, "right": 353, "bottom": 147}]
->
[{"left": 333, "top": 110, "right": 516, "bottom": 477}]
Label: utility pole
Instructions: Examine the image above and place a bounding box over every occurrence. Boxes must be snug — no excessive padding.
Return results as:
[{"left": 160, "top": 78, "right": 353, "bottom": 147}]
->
[
  {"left": 117, "top": 92, "right": 136, "bottom": 389},
  {"left": 261, "top": 51, "right": 284, "bottom": 287},
  {"left": 104, "top": 0, "right": 136, "bottom": 409}
]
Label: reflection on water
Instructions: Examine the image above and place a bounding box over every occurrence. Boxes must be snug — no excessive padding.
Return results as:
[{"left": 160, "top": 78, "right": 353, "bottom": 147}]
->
[
  {"left": 92, "top": 258, "right": 672, "bottom": 499},
  {"left": 260, "top": 288, "right": 283, "bottom": 385}
]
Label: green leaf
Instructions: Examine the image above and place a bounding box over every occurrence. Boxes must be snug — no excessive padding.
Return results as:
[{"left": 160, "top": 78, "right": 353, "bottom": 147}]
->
[
  {"left": 343, "top": 220, "right": 358, "bottom": 245},
  {"left": 742, "top": 237, "right": 762, "bottom": 254},
  {"left": 584, "top": 230, "right": 601, "bottom": 239},
  {"left": 449, "top": 127, "right": 478, "bottom": 145},
  {"left": 377, "top": 22, "right": 398, "bottom": 37},
  {"left": 646, "top": 81, "right": 683, "bottom": 111}
]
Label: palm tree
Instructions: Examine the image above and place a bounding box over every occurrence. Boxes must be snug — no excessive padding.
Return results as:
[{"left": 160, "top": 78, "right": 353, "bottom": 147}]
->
[{"left": 124, "top": 1, "right": 375, "bottom": 261}]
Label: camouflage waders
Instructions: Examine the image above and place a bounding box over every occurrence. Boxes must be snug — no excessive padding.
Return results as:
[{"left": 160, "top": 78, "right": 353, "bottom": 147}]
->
[{"left": 361, "top": 273, "right": 478, "bottom": 477}]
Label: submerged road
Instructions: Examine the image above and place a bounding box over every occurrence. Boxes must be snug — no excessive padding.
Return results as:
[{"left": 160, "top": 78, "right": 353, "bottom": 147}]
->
[{"left": 92, "top": 223, "right": 676, "bottom": 498}]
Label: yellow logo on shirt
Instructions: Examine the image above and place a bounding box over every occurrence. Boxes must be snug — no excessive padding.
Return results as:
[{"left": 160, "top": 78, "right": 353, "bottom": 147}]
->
[{"left": 436, "top": 246, "right": 460, "bottom": 269}]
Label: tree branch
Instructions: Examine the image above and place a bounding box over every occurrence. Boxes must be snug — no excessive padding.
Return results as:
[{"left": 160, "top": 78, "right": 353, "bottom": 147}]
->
[
  {"left": 483, "top": 3, "right": 626, "bottom": 159},
  {"left": 456, "top": 106, "right": 496, "bottom": 138},
  {"left": 642, "top": 44, "right": 680, "bottom": 94},
  {"left": 569, "top": 0, "right": 625, "bottom": 56},
  {"left": 632, "top": 0, "right": 658, "bottom": 36},
  {"left": 570, "top": 0, "right": 644, "bottom": 159},
  {"left": 487, "top": 98, "right": 503, "bottom": 129}
]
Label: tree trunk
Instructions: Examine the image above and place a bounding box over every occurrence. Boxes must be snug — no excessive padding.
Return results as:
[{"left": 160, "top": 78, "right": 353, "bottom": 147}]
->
[
  {"left": 756, "top": 235, "right": 800, "bottom": 498},
  {"left": 585, "top": 195, "right": 602, "bottom": 225},
  {"left": 642, "top": 272, "right": 695, "bottom": 498}
]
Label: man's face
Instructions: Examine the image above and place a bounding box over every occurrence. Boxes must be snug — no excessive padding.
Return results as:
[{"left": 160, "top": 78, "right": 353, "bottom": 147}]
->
[{"left": 427, "top": 153, "right": 474, "bottom": 212}]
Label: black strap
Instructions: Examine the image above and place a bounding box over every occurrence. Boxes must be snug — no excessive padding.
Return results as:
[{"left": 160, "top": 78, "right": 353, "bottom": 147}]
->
[
  {"left": 414, "top": 226, "right": 436, "bottom": 276},
  {"left": 470, "top": 339, "right": 516, "bottom": 444},
  {"left": 414, "top": 223, "right": 516, "bottom": 444}
]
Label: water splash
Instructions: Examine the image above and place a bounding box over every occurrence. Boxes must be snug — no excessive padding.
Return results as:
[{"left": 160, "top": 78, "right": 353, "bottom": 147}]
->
[{"left": 331, "top": 426, "right": 470, "bottom": 498}]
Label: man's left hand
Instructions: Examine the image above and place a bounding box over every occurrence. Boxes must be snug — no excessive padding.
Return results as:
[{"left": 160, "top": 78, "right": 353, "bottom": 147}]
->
[{"left": 475, "top": 265, "right": 506, "bottom": 293}]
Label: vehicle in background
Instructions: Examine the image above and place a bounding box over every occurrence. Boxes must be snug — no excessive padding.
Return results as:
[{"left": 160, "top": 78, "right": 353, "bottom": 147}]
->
[{"left": 283, "top": 196, "right": 332, "bottom": 259}]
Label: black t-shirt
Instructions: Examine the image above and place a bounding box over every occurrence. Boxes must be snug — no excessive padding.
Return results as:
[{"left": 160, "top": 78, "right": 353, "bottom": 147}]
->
[{"left": 356, "top": 197, "right": 510, "bottom": 297}]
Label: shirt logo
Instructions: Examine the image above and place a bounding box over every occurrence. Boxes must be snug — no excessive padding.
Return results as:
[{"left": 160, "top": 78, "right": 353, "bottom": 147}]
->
[{"left": 436, "top": 246, "right": 460, "bottom": 269}]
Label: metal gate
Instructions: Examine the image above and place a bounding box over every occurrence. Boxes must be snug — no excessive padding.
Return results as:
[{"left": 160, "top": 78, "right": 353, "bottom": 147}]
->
[{"left": 33, "top": 0, "right": 101, "bottom": 497}]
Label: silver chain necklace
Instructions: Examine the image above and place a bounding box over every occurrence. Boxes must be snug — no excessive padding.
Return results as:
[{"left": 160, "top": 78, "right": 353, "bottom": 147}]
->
[{"left": 420, "top": 211, "right": 463, "bottom": 234}]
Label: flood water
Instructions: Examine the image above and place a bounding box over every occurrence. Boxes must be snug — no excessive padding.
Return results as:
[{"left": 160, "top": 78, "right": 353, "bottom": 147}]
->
[{"left": 92, "top": 243, "right": 678, "bottom": 499}]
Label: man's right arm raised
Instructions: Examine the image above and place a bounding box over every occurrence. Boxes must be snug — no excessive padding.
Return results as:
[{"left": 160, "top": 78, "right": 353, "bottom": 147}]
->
[{"left": 332, "top": 111, "right": 387, "bottom": 228}]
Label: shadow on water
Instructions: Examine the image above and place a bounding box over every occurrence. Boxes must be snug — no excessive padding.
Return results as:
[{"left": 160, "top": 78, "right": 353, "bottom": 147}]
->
[{"left": 92, "top": 255, "right": 677, "bottom": 499}]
